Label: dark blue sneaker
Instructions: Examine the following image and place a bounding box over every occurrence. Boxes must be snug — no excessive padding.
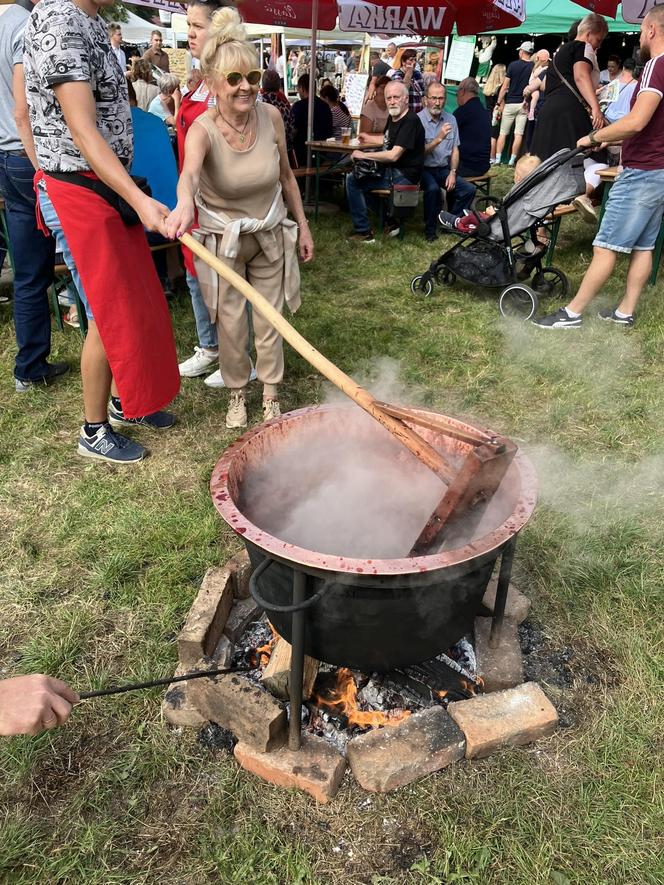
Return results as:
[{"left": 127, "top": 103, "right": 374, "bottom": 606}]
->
[
  {"left": 107, "top": 401, "right": 176, "bottom": 430},
  {"left": 15, "top": 361, "right": 69, "bottom": 393},
  {"left": 532, "top": 308, "right": 582, "bottom": 329},
  {"left": 598, "top": 307, "right": 634, "bottom": 327},
  {"left": 77, "top": 423, "right": 146, "bottom": 463}
]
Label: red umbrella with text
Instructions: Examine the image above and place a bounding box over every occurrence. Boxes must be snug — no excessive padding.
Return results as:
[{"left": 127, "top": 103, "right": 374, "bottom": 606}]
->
[
  {"left": 348, "top": 0, "right": 526, "bottom": 35},
  {"left": 569, "top": 0, "right": 620, "bottom": 19}
]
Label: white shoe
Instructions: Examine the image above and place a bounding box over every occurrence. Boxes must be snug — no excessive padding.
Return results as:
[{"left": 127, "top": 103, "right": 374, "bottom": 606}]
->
[
  {"left": 204, "top": 362, "right": 257, "bottom": 388},
  {"left": 226, "top": 392, "right": 247, "bottom": 429},
  {"left": 262, "top": 399, "right": 281, "bottom": 422},
  {"left": 178, "top": 346, "right": 219, "bottom": 378},
  {"left": 573, "top": 195, "right": 598, "bottom": 224}
]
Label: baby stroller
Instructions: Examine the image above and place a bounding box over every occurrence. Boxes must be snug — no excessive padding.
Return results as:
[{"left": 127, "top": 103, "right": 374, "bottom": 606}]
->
[{"left": 410, "top": 148, "right": 587, "bottom": 319}]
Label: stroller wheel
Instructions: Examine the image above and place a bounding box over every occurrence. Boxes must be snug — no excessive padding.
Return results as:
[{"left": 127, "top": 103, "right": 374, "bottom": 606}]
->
[
  {"left": 499, "top": 284, "right": 538, "bottom": 321},
  {"left": 435, "top": 268, "right": 456, "bottom": 285},
  {"left": 532, "top": 266, "right": 569, "bottom": 299},
  {"left": 410, "top": 275, "right": 434, "bottom": 298}
]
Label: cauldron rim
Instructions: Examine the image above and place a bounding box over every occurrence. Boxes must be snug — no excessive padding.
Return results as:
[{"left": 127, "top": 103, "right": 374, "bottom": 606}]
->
[{"left": 210, "top": 405, "right": 538, "bottom": 577}]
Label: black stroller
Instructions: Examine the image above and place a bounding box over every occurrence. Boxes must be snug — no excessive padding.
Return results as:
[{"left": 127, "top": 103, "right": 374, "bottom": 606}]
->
[{"left": 410, "top": 148, "right": 587, "bottom": 319}]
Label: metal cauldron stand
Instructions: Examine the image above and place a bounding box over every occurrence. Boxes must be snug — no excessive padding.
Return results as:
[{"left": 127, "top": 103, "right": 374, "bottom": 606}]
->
[{"left": 249, "top": 535, "right": 517, "bottom": 752}]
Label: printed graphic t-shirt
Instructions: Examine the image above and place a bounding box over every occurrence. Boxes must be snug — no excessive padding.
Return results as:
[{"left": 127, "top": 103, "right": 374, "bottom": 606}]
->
[
  {"left": 621, "top": 53, "right": 664, "bottom": 171},
  {"left": 23, "top": 0, "right": 132, "bottom": 172}
]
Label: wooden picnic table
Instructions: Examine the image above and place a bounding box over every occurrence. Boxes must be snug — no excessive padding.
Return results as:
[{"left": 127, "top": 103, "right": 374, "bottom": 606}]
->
[
  {"left": 305, "top": 138, "right": 373, "bottom": 220},
  {"left": 597, "top": 165, "right": 663, "bottom": 287}
]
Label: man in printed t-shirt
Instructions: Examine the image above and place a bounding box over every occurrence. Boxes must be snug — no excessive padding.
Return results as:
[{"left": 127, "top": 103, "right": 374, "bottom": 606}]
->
[
  {"left": 23, "top": 0, "right": 179, "bottom": 462},
  {"left": 533, "top": 6, "right": 664, "bottom": 329},
  {"left": 346, "top": 80, "right": 424, "bottom": 243}
]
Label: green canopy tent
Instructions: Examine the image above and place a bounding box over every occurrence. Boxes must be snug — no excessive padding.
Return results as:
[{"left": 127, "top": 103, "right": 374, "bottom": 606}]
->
[{"left": 489, "top": 1, "right": 638, "bottom": 34}]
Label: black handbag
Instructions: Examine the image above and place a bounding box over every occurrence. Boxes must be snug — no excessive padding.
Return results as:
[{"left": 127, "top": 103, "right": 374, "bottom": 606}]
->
[
  {"left": 47, "top": 171, "right": 152, "bottom": 226},
  {"left": 352, "top": 158, "right": 380, "bottom": 180}
]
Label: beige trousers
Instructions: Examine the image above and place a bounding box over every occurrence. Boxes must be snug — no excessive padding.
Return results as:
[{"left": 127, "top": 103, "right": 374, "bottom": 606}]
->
[{"left": 197, "top": 231, "right": 285, "bottom": 396}]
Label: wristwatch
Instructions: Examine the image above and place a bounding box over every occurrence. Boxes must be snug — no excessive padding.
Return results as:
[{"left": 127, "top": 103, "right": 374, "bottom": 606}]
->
[{"left": 588, "top": 130, "right": 600, "bottom": 146}]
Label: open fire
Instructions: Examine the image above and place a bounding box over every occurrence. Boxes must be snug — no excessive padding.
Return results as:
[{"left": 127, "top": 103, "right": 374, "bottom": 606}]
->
[{"left": 232, "top": 616, "right": 482, "bottom": 749}]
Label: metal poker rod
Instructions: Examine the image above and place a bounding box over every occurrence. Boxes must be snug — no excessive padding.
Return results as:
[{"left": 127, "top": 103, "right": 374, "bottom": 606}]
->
[{"left": 78, "top": 665, "right": 251, "bottom": 700}]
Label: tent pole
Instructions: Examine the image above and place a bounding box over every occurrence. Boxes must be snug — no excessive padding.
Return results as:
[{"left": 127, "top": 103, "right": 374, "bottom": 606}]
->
[{"left": 304, "top": 0, "right": 319, "bottom": 204}]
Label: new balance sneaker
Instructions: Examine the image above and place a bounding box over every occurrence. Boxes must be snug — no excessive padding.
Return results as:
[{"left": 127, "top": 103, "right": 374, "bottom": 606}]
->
[
  {"left": 15, "top": 361, "right": 70, "bottom": 393},
  {"left": 178, "top": 346, "right": 219, "bottom": 377},
  {"left": 77, "top": 423, "right": 146, "bottom": 463},
  {"left": 262, "top": 399, "right": 281, "bottom": 422},
  {"left": 226, "top": 392, "right": 247, "bottom": 429},
  {"left": 108, "top": 400, "right": 176, "bottom": 430},
  {"left": 598, "top": 307, "right": 634, "bottom": 326},
  {"left": 204, "top": 363, "right": 257, "bottom": 388},
  {"left": 532, "top": 308, "right": 582, "bottom": 329},
  {"left": 348, "top": 229, "right": 376, "bottom": 243}
]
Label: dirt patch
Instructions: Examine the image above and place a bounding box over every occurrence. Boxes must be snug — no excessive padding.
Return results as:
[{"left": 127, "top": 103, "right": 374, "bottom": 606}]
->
[{"left": 519, "top": 620, "right": 621, "bottom": 728}]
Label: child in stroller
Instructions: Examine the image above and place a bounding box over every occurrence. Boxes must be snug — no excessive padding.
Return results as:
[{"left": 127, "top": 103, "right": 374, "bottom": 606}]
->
[{"left": 410, "top": 147, "right": 587, "bottom": 319}]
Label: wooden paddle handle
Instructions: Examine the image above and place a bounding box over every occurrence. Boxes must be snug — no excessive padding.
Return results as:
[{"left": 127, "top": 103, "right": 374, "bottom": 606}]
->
[{"left": 180, "top": 233, "right": 455, "bottom": 485}]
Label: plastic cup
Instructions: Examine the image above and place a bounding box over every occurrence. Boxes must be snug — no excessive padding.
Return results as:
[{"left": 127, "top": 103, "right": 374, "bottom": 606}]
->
[{"left": 341, "top": 127, "right": 351, "bottom": 144}]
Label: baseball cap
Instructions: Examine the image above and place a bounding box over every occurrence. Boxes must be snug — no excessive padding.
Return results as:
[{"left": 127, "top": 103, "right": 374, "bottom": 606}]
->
[{"left": 518, "top": 41, "right": 535, "bottom": 54}]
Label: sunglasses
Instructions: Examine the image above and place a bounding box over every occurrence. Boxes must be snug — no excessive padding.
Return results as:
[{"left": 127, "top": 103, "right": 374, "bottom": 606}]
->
[{"left": 223, "top": 69, "right": 262, "bottom": 87}]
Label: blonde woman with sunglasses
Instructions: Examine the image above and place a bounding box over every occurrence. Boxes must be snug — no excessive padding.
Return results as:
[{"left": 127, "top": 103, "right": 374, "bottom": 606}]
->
[{"left": 166, "top": 7, "right": 313, "bottom": 430}]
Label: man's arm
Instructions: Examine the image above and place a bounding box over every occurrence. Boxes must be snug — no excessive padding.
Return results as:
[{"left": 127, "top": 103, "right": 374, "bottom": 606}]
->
[
  {"left": 12, "top": 64, "right": 38, "bottom": 169},
  {"left": 445, "top": 146, "right": 460, "bottom": 189},
  {"left": 351, "top": 144, "right": 404, "bottom": 163},
  {"left": 0, "top": 675, "right": 78, "bottom": 737},
  {"left": 424, "top": 122, "right": 452, "bottom": 154},
  {"left": 52, "top": 81, "right": 168, "bottom": 233},
  {"left": 578, "top": 90, "right": 661, "bottom": 146},
  {"left": 497, "top": 76, "right": 511, "bottom": 106}
]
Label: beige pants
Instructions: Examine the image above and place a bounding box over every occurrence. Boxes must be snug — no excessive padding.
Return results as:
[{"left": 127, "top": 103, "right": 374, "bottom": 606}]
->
[{"left": 197, "top": 231, "right": 285, "bottom": 396}]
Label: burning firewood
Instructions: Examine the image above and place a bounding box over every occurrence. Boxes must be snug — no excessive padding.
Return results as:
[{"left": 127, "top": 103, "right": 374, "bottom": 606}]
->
[{"left": 261, "top": 637, "right": 319, "bottom": 701}]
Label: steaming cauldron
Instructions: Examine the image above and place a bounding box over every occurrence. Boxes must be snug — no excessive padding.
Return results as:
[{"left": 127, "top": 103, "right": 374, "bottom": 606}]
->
[{"left": 211, "top": 405, "right": 537, "bottom": 672}]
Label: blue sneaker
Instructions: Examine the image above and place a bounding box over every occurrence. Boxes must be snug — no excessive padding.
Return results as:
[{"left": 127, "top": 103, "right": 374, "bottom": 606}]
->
[
  {"left": 107, "top": 401, "right": 176, "bottom": 430},
  {"left": 77, "top": 423, "right": 147, "bottom": 463}
]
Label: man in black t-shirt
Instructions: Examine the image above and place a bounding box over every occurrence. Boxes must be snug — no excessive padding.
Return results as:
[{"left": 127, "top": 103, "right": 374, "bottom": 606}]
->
[
  {"left": 346, "top": 80, "right": 424, "bottom": 242},
  {"left": 495, "top": 41, "right": 534, "bottom": 165}
]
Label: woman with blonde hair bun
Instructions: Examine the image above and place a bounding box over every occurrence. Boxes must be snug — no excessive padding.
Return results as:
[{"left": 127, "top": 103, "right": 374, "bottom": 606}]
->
[{"left": 166, "top": 7, "right": 314, "bottom": 430}]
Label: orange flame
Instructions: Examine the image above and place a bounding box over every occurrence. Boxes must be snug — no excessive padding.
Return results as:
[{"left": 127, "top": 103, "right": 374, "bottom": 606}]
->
[{"left": 313, "top": 668, "right": 411, "bottom": 729}]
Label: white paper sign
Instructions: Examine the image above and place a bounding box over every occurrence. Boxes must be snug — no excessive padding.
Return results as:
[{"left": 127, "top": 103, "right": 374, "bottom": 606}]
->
[
  {"left": 343, "top": 71, "right": 370, "bottom": 118},
  {"left": 445, "top": 36, "right": 476, "bottom": 83},
  {"left": 622, "top": 0, "right": 662, "bottom": 23},
  {"left": 338, "top": 2, "right": 448, "bottom": 34}
]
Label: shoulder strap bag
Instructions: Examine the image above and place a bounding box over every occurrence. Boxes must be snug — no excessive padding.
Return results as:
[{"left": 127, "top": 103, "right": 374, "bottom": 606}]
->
[{"left": 551, "top": 53, "right": 591, "bottom": 118}]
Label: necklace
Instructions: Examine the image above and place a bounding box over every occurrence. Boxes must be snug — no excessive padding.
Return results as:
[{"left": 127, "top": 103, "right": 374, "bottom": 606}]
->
[{"left": 217, "top": 108, "right": 253, "bottom": 143}]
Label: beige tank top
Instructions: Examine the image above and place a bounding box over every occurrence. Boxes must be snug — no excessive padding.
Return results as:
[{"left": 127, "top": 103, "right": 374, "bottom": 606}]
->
[{"left": 196, "top": 102, "right": 281, "bottom": 221}]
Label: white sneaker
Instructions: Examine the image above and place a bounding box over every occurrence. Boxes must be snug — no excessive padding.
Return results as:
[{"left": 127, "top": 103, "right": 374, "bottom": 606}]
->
[
  {"left": 204, "top": 362, "right": 257, "bottom": 388},
  {"left": 573, "top": 194, "right": 598, "bottom": 224},
  {"left": 226, "top": 392, "right": 247, "bottom": 429},
  {"left": 262, "top": 399, "right": 281, "bottom": 422},
  {"left": 178, "top": 347, "right": 219, "bottom": 378}
]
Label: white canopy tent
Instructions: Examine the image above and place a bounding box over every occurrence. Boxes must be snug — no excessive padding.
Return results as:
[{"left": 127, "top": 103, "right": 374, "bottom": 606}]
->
[{"left": 121, "top": 9, "right": 175, "bottom": 45}]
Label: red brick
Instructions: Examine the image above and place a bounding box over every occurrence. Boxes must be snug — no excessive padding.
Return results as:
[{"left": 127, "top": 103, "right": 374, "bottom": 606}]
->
[
  {"left": 474, "top": 616, "right": 524, "bottom": 692},
  {"left": 178, "top": 567, "right": 234, "bottom": 667},
  {"left": 448, "top": 682, "right": 558, "bottom": 759},
  {"left": 228, "top": 549, "right": 252, "bottom": 600},
  {"left": 223, "top": 597, "right": 262, "bottom": 644},
  {"left": 346, "top": 707, "right": 465, "bottom": 792},
  {"left": 189, "top": 672, "right": 286, "bottom": 752},
  {"left": 234, "top": 734, "right": 346, "bottom": 803},
  {"left": 481, "top": 577, "right": 531, "bottom": 624},
  {"left": 162, "top": 664, "right": 207, "bottom": 728}
]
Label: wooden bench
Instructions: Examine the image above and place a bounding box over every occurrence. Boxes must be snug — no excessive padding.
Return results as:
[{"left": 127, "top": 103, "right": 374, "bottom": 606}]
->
[
  {"left": 292, "top": 164, "right": 335, "bottom": 179},
  {"left": 542, "top": 203, "right": 578, "bottom": 265},
  {"left": 367, "top": 188, "right": 418, "bottom": 241},
  {"left": 465, "top": 169, "right": 498, "bottom": 197}
]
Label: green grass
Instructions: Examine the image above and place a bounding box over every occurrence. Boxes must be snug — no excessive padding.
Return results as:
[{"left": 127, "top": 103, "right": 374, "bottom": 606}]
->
[{"left": 0, "top": 167, "right": 663, "bottom": 883}]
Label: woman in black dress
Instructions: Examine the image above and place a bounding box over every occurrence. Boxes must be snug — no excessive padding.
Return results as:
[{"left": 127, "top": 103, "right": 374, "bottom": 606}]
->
[{"left": 531, "top": 13, "right": 608, "bottom": 160}]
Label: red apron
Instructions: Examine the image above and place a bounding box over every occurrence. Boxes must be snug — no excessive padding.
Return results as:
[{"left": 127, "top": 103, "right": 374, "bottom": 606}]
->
[
  {"left": 177, "top": 84, "right": 211, "bottom": 277},
  {"left": 38, "top": 171, "right": 180, "bottom": 419}
]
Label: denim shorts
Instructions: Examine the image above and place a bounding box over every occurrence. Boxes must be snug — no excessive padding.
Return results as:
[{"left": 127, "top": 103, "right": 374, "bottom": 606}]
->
[
  {"left": 594, "top": 167, "right": 664, "bottom": 254},
  {"left": 37, "top": 182, "right": 94, "bottom": 319}
]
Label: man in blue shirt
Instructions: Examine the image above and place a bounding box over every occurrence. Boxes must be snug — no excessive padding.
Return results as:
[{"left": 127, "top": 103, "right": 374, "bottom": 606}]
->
[
  {"left": 454, "top": 78, "right": 491, "bottom": 177},
  {"left": 418, "top": 81, "right": 476, "bottom": 242}
]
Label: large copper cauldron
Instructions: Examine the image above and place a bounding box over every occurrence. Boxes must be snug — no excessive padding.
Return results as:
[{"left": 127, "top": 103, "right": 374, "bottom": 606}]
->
[{"left": 211, "top": 405, "right": 537, "bottom": 672}]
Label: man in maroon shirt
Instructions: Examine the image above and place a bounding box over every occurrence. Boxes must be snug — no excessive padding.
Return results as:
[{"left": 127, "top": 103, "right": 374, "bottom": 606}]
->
[{"left": 533, "top": 5, "right": 664, "bottom": 328}]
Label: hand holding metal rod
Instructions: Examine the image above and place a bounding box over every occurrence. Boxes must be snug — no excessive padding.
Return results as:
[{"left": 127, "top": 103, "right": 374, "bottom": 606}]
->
[{"left": 78, "top": 665, "right": 251, "bottom": 700}]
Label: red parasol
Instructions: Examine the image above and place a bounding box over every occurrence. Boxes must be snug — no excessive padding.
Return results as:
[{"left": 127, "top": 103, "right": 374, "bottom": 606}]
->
[
  {"left": 237, "top": 1, "right": 526, "bottom": 36},
  {"left": 569, "top": 0, "right": 621, "bottom": 19}
]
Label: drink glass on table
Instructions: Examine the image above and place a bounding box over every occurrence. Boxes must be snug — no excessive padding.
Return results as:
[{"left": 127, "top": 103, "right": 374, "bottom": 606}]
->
[{"left": 341, "top": 126, "right": 351, "bottom": 144}]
